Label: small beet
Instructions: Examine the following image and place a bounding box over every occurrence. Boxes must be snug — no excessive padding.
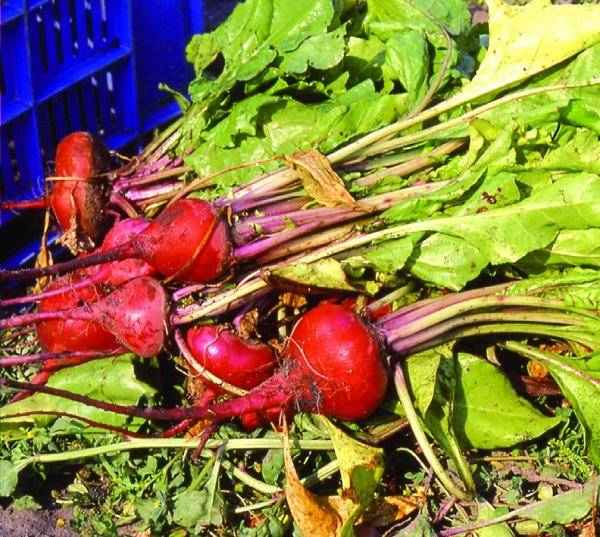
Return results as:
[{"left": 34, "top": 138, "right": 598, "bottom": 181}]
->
[
  {"left": 36, "top": 273, "right": 123, "bottom": 354},
  {"left": 79, "top": 217, "right": 157, "bottom": 287},
  {"left": 185, "top": 325, "right": 277, "bottom": 392},
  {"left": 140, "top": 199, "right": 233, "bottom": 283},
  {"left": 1, "top": 199, "right": 234, "bottom": 284},
  {"left": 94, "top": 276, "right": 170, "bottom": 358}
]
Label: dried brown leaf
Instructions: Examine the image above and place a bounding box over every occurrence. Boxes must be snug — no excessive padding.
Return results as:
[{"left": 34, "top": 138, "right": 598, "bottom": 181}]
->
[
  {"left": 285, "top": 150, "right": 373, "bottom": 211},
  {"left": 283, "top": 426, "right": 343, "bottom": 537}
]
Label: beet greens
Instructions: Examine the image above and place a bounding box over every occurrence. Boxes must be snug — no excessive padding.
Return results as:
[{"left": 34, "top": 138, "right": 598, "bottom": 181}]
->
[{"left": 2, "top": 1, "right": 600, "bottom": 531}]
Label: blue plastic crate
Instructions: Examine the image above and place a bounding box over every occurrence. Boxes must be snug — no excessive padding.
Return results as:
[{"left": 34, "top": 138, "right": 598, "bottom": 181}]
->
[{"left": 1, "top": 0, "right": 203, "bottom": 269}]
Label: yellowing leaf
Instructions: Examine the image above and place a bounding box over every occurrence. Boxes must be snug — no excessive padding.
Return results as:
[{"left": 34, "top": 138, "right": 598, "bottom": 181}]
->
[
  {"left": 285, "top": 150, "right": 373, "bottom": 211},
  {"left": 360, "top": 493, "right": 426, "bottom": 527},
  {"left": 320, "top": 417, "right": 385, "bottom": 535},
  {"left": 449, "top": 0, "right": 600, "bottom": 105},
  {"left": 264, "top": 258, "right": 364, "bottom": 294},
  {"left": 282, "top": 426, "right": 343, "bottom": 537}
]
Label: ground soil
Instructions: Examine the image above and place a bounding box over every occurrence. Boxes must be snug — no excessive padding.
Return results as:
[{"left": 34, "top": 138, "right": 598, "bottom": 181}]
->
[{"left": 0, "top": 506, "right": 79, "bottom": 537}]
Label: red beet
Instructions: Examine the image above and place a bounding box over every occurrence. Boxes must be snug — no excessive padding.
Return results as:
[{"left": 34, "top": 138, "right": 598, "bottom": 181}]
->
[
  {"left": 79, "top": 217, "right": 157, "bottom": 286},
  {"left": 282, "top": 302, "right": 388, "bottom": 420},
  {"left": 193, "top": 302, "right": 388, "bottom": 422},
  {"left": 50, "top": 132, "right": 116, "bottom": 251},
  {"left": 1, "top": 199, "right": 234, "bottom": 284},
  {"left": 36, "top": 273, "right": 123, "bottom": 354},
  {"left": 2, "top": 277, "right": 169, "bottom": 358},
  {"left": 94, "top": 277, "right": 169, "bottom": 358},
  {"left": 185, "top": 325, "right": 277, "bottom": 392},
  {"left": 2, "top": 218, "right": 158, "bottom": 309},
  {"left": 140, "top": 199, "right": 233, "bottom": 283}
]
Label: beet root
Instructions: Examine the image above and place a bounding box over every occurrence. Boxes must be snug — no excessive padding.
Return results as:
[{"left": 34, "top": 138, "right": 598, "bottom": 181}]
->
[
  {"left": 0, "top": 199, "right": 234, "bottom": 284},
  {"left": 2, "top": 277, "right": 169, "bottom": 358},
  {"left": 196, "top": 302, "right": 389, "bottom": 423},
  {"left": 138, "top": 198, "right": 234, "bottom": 283},
  {"left": 185, "top": 325, "right": 277, "bottom": 392},
  {"left": 50, "top": 132, "right": 117, "bottom": 252},
  {"left": 1, "top": 304, "right": 388, "bottom": 428},
  {"left": 36, "top": 273, "right": 124, "bottom": 354},
  {"left": 92, "top": 276, "right": 170, "bottom": 358},
  {"left": 79, "top": 217, "right": 158, "bottom": 287}
]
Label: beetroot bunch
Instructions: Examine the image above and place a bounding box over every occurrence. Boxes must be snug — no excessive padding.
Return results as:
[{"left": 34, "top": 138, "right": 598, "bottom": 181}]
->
[{"left": 1, "top": 131, "right": 395, "bottom": 429}]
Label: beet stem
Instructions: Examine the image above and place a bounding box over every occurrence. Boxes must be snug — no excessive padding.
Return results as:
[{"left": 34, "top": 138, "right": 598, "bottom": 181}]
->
[
  {"left": 1, "top": 198, "right": 51, "bottom": 211},
  {"left": 0, "top": 242, "right": 136, "bottom": 281},
  {"left": 0, "top": 350, "right": 110, "bottom": 367},
  {"left": 2, "top": 373, "right": 295, "bottom": 423},
  {"left": 2, "top": 378, "right": 192, "bottom": 421}
]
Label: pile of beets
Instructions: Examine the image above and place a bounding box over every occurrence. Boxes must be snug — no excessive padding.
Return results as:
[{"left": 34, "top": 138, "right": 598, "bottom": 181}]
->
[{"left": 1, "top": 132, "right": 392, "bottom": 432}]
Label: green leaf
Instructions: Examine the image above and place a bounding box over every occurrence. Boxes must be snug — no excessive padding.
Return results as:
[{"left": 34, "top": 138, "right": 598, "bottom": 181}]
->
[
  {"left": 363, "top": 237, "right": 415, "bottom": 275},
  {"left": 408, "top": 233, "right": 488, "bottom": 291},
  {"left": 173, "top": 489, "right": 225, "bottom": 528},
  {"left": 174, "top": 451, "right": 226, "bottom": 529},
  {"left": 534, "top": 129, "right": 600, "bottom": 174},
  {"left": 406, "top": 350, "right": 475, "bottom": 491},
  {"left": 279, "top": 26, "right": 346, "bottom": 73},
  {"left": 384, "top": 30, "right": 429, "bottom": 109},
  {"left": 185, "top": 86, "right": 407, "bottom": 190},
  {"left": 1, "top": 355, "right": 160, "bottom": 430},
  {"left": 519, "top": 482, "right": 597, "bottom": 525},
  {"left": 0, "top": 460, "right": 20, "bottom": 497},
  {"left": 320, "top": 417, "right": 385, "bottom": 535},
  {"left": 265, "top": 258, "right": 363, "bottom": 293},
  {"left": 453, "top": 353, "right": 560, "bottom": 449},
  {"left": 475, "top": 500, "right": 515, "bottom": 537},
  {"left": 404, "top": 349, "right": 443, "bottom": 416},
  {"left": 518, "top": 229, "right": 600, "bottom": 273},
  {"left": 386, "top": 173, "right": 600, "bottom": 287}
]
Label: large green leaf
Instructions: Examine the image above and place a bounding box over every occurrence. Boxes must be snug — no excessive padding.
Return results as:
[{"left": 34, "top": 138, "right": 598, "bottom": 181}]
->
[
  {"left": 453, "top": 353, "right": 560, "bottom": 449},
  {"left": 360, "top": 173, "right": 600, "bottom": 289},
  {"left": 438, "top": 0, "right": 600, "bottom": 109},
  {"left": 1, "top": 355, "right": 160, "bottom": 431}
]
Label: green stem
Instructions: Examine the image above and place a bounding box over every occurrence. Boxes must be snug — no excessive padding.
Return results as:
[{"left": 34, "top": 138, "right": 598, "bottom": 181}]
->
[
  {"left": 221, "top": 458, "right": 281, "bottom": 495},
  {"left": 393, "top": 363, "right": 473, "bottom": 500},
  {"left": 329, "top": 81, "right": 599, "bottom": 164},
  {"left": 10, "top": 437, "right": 334, "bottom": 475}
]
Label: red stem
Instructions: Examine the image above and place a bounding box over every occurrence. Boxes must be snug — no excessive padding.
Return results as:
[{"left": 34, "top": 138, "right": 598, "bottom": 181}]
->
[
  {"left": 0, "top": 350, "right": 111, "bottom": 367},
  {"left": 3, "top": 374, "right": 297, "bottom": 422},
  {"left": 0, "top": 242, "right": 137, "bottom": 282},
  {"left": 1, "top": 198, "right": 51, "bottom": 211},
  {"left": 1, "top": 307, "right": 95, "bottom": 330}
]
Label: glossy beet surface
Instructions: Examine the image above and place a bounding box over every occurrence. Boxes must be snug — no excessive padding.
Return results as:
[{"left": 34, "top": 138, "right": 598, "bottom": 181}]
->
[
  {"left": 186, "top": 325, "right": 277, "bottom": 391},
  {"left": 138, "top": 199, "right": 233, "bottom": 283},
  {"left": 285, "top": 303, "right": 388, "bottom": 420}
]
